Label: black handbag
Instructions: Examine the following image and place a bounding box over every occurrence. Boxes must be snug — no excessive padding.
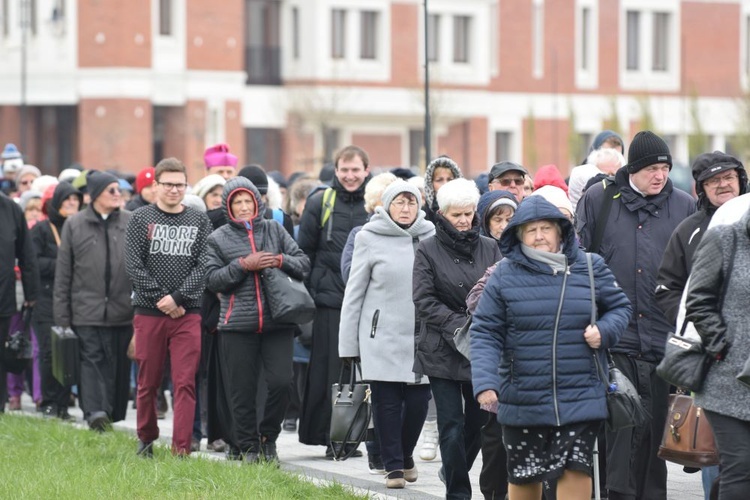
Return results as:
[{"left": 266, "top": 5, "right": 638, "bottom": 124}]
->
[
  {"left": 586, "top": 253, "right": 650, "bottom": 432},
  {"left": 2, "top": 307, "right": 33, "bottom": 375},
  {"left": 656, "top": 321, "right": 715, "bottom": 392},
  {"left": 329, "top": 362, "right": 371, "bottom": 461},
  {"left": 261, "top": 267, "right": 316, "bottom": 325},
  {"left": 51, "top": 326, "right": 80, "bottom": 386}
]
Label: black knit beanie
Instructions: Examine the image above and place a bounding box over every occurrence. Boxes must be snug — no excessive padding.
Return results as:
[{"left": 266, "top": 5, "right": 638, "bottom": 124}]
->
[
  {"left": 87, "top": 171, "right": 119, "bottom": 202},
  {"left": 625, "top": 131, "right": 672, "bottom": 174},
  {"left": 238, "top": 165, "right": 269, "bottom": 195}
]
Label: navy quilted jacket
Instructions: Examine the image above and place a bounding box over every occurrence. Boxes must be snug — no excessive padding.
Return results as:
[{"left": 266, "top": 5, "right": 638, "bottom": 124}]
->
[{"left": 470, "top": 196, "right": 632, "bottom": 427}]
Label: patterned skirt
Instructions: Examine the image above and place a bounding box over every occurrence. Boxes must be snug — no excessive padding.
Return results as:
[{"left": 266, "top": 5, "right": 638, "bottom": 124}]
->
[{"left": 502, "top": 420, "right": 601, "bottom": 485}]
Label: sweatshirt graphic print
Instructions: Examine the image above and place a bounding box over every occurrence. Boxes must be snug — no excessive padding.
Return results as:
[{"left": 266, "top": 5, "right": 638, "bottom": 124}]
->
[{"left": 125, "top": 204, "right": 212, "bottom": 312}]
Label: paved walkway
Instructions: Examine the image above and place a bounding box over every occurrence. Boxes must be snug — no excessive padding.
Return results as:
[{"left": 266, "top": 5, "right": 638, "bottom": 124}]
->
[{"left": 17, "top": 393, "right": 704, "bottom": 499}]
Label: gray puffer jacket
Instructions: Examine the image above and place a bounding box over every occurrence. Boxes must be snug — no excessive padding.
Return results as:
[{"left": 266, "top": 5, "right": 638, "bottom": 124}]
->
[{"left": 205, "top": 177, "right": 310, "bottom": 334}]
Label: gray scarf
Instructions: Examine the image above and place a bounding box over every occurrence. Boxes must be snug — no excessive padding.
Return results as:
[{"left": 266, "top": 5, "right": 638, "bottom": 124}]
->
[{"left": 521, "top": 244, "right": 567, "bottom": 274}]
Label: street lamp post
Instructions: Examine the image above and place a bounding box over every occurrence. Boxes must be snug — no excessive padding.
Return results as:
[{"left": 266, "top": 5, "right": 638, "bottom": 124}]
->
[
  {"left": 423, "top": 0, "right": 431, "bottom": 166},
  {"left": 20, "top": 0, "right": 28, "bottom": 153}
]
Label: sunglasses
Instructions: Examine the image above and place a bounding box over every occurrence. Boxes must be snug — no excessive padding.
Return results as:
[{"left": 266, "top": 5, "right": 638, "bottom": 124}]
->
[
  {"left": 492, "top": 177, "right": 525, "bottom": 187},
  {"left": 107, "top": 187, "right": 121, "bottom": 195}
]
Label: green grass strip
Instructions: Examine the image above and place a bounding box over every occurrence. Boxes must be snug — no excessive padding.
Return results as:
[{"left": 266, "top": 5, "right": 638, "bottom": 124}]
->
[{"left": 0, "top": 415, "right": 367, "bottom": 499}]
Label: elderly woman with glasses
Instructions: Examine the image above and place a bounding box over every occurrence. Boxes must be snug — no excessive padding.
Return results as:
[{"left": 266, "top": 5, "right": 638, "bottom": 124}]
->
[
  {"left": 339, "top": 180, "right": 435, "bottom": 489},
  {"left": 412, "top": 177, "right": 502, "bottom": 499}
]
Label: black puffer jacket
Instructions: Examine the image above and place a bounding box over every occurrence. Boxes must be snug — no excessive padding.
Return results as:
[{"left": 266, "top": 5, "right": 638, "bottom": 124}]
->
[
  {"left": 31, "top": 182, "right": 82, "bottom": 323},
  {"left": 413, "top": 214, "right": 502, "bottom": 381},
  {"left": 297, "top": 175, "right": 369, "bottom": 308},
  {"left": 205, "top": 177, "right": 310, "bottom": 334}
]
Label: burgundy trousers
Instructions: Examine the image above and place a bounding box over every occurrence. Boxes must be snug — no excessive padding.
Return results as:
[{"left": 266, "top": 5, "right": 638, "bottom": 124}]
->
[{"left": 134, "top": 313, "right": 200, "bottom": 455}]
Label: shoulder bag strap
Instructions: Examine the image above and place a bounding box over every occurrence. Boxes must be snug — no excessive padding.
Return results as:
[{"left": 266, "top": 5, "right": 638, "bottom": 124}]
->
[
  {"left": 50, "top": 223, "right": 61, "bottom": 247},
  {"left": 589, "top": 180, "right": 618, "bottom": 254},
  {"left": 586, "top": 252, "right": 596, "bottom": 326}
]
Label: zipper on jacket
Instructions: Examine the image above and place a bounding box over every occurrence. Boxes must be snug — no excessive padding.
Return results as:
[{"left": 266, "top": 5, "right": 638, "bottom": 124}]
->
[
  {"left": 224, "top": 294, "right": 236, "bottom": 324},
  {"left": 246, "top": 226, "right": 264, "bottom": 333},
  {"left": 103, "top": 220, "right": 111, "bottom": 323},
  {"left": 551, "top": 269, "right": 569, "bottom": 427},
  {"left": 370, "top": 309, "right": 380, "bottom": 338}
]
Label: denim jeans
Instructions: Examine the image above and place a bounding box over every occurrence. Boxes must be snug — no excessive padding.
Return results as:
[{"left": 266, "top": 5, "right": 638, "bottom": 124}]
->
[
  {"left": 429, "top": 376, "right": 483, "bottom": 500},
  {"left": 370, "top": 381, "right": 430, "bottom": 472}
]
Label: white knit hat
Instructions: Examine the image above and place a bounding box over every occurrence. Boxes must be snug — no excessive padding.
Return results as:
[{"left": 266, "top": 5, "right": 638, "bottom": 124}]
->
[
  {"left": 192, "top": 174, "right": 226, "bottom": 201},
  {"left": 528, "top": 185, "right": 574, "bottom": 216}
]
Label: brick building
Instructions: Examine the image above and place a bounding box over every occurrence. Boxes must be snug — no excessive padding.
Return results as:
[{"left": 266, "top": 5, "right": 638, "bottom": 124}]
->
[{"left": 0, "top": 0, "right": 748, "bottom": 182}]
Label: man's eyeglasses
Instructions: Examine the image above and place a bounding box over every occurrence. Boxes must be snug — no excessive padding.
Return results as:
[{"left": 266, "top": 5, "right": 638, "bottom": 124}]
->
[
  {"left": 704, "top": 173, "right": 738, "bottom": 188},
  {"left": 158, "top": 182, "right": 188, "bottom": 191},
  {"left": 107, "top": 187, "right": 121, "bottom": 195},
  {"left": 492, "top": 177, "right": 525, "bottom": 187}
]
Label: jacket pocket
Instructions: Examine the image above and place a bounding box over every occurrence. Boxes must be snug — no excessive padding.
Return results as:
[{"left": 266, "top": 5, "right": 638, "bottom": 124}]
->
[
  {"left": 224, "top": 294, "right": 236, "bottom": 325},
  {"left": 507, "top": 350, "right": 516, "bottom": 383},
  {"left": 369, "top": 309, "right": 380, "bottom": 338}
]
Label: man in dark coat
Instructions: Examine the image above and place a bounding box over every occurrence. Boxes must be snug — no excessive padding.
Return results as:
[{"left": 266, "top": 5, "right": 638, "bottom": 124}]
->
[
  {"left": 656, "top": 151, "right": 747, "bottom": 324},
  {"left": 297, "top": 145, "right": 371, "bottom": 455},
  {"left": 54, "top": 171, "right": 133, "bottom": 430},
  {"left": 576, "top": 131, "right": 696, "bottom": 500},
  {"left": 0, "top": 190, "right": 38, "bottom": 412}
]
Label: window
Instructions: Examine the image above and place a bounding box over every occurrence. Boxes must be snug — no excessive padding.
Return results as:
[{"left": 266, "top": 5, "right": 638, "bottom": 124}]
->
[
  {"left": 360, "top": 11, "right": 378, "bottom": 60},
  {"left": 246, "top": 0, "right": 282, "bottom": 85},
  {"left": 626, "top": 11, "right": 640, "bottom": 70},
  {"left": 28, "top": 0, "right": 37, "bottom": 36},
  {"left": 532, "top": 1, "right": 544, "bottom": 77},
  {"left": 495, "top": 132, "right": 512, "bottom": 161},
  {"left": 323, "top": 127, "right": 340, "bottom": 164},
  {"left": 331, "top": 9, "right": 346, "bottom": 59},
  {"left": 409, "top": 129, "right": 425, "bottom": 168},
  {"left": 292, "top": 7, "right": 300, "bottom": 60},
  {"left": 159, "top": 0, "right": 172, "bottom": 36},
  {"left": 2, "top": 0, "right": 9, "bottom": 37},
  {"left": 581, "top": 7, "right": 590, "bottom": 71},
  {"left": 652, "top": 12, "right": 669, "bottom": 72},
  {"left": 427, "top": 14, "right": 440, "bottom": 63},
  {"left": 453, "top": 15, "right": 470, "bottom": 63},
  {"left": 246, "top": 128, "right": 283, "bottom": 170}
]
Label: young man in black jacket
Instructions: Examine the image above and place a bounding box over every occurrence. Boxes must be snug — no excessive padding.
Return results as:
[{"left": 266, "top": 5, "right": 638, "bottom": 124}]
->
[{"left": 297, "top": 145, "right": 371, "bottom": 456}]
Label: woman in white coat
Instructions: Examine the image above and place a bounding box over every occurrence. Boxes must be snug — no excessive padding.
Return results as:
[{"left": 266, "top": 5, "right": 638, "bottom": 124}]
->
[{"left": 339, "top": 181, "right": 435, "bottom": 489}]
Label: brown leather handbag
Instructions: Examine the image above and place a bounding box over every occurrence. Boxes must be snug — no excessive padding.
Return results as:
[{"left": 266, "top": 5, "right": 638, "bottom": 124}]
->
[{"left": 658, "top": 393, "right": 719, "bottom": 467}]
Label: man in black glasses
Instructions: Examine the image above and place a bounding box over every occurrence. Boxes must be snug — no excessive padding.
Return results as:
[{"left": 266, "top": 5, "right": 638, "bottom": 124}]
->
[
  {"left": 54, "top": 170, "right": 133, "bottom": 431},
  {"left": 487, "top": 161, "right": 528, "bottom": 202}
]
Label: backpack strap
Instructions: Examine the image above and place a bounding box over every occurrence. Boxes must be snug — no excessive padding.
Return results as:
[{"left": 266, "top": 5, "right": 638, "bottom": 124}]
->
[
  {"left": 320, "top": 188, "right": 336, "bottom": 228},
  {"left": 589, "top": 178, "right": 618, "bottom": 254},
  {"left": 271, "top": 208, "right": 284, "bottom": 225}
]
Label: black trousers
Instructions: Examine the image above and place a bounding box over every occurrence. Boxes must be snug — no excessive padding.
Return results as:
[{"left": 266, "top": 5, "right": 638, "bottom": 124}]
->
[
  {"left": 370, "top": 381, "right": 430, "bottom": 472},
  {"left": 705, "top": 410, "right": 750, "bottom": 500},
  {"left": 299, "top": 307, "right": 343, "bottom": 446},
  {"left": 33, "top": 319, "right": 71, "bottom": 410},
  {"left": 479, "top": 413, "right": 509, "bottom": 500},
  {"left": 76, "top": 325, "right": 132, "bottom": 423},
  {"left": 606, "top": 353, "right": 668, "bottom": 500},
  {"left": 0, "top": 315, "right": 10, "bottom": 411},
  {"left": 218, "top": 330, "right": 293, "bottom": 451},
  {"left": 284, "top": 361, "right": 306, "bottom": 421}
]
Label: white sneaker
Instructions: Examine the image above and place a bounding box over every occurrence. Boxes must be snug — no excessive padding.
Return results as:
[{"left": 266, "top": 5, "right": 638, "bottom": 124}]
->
[{"left": 419, "top": 419, "right": 438, "bottom": 461}]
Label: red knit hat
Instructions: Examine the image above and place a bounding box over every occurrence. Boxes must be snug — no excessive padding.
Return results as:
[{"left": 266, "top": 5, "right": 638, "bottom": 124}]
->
[
  {"left": 533, "top": 164, "right": 568, "bottom": 195},
  {"left": 135, "top": 167, "right": 155, "bottom": 194}
]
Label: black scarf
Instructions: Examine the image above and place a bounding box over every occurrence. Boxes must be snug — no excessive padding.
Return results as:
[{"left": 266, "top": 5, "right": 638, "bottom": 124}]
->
[{"left": 434, "top": 213, "right": 480, "bottom": 260}]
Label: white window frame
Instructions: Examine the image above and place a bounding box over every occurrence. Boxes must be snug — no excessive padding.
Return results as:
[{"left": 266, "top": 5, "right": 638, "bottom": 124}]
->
[
  {"left": 619, "top": 0, "right": 680, "bottom": 91},
  {"left": 575, "top": 0, "right": 598, "bottom": 89},
  {"left": 741, "top": 3, "right": 750, "bottom": 90},
  {"left": 419, "top": 0, "right": 491, "bottom": 86},
  {"left": 532, "top": 0, "right": 544, "bottom": 79}
]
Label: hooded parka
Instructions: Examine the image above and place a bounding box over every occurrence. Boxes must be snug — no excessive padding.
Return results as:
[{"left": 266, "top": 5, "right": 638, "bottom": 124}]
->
[{"left": 205, "top": 177, "right": 310, "bottom": 334}]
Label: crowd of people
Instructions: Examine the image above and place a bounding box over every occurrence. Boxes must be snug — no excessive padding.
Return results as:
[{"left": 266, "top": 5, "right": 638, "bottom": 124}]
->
[{"left": 0, "top": 130, "right": 748, "bottom": 500}]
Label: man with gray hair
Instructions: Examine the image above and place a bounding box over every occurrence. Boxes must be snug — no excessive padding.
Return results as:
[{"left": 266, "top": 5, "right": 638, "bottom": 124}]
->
[{"left": 568, "top": 147, "right": 626, "bottom": 211}]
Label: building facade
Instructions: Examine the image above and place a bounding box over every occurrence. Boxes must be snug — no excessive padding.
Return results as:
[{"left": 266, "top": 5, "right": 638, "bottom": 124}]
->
[{"left": 0, "top": 0, "right": 748, "bottom": 181}]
